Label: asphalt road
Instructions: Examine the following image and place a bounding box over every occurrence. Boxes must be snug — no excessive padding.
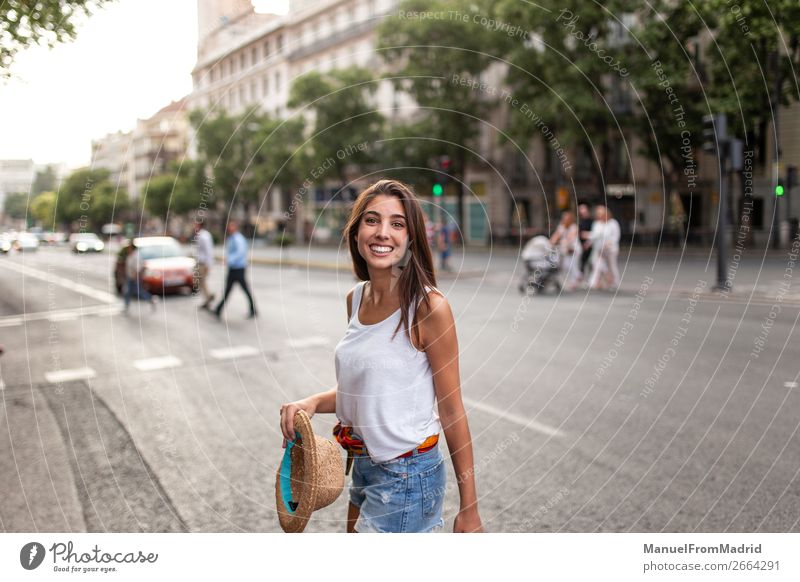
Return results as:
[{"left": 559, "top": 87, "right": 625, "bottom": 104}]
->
[{"left": 1, "top": 246, "right": 798, "bottom": 532}]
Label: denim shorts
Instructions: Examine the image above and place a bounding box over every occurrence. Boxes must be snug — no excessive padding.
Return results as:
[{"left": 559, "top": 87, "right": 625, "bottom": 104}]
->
[{"left": 349, "top": 447, "right": 446, "bottom": 533}]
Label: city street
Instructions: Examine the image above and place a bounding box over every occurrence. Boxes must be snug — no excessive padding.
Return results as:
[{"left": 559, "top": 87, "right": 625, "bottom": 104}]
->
[{"left": 1, "top": 245, "right": 798, "bottom": 533}]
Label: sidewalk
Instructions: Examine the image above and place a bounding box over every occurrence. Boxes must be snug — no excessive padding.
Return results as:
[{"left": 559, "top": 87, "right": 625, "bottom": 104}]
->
[{"left": 211, "top": 242, "right": 800, "bottom": 304}]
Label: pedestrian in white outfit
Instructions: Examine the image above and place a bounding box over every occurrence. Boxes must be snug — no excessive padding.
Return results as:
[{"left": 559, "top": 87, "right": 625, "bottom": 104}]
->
[
  {"left": 586, "top": 206, "right": 621, "bottom": 290},
  {"left": 550, "top": 210, "right": 582, "bottom": 291},
  {"left": 193, "top": 220, "right": 215, "bottom": 309}
]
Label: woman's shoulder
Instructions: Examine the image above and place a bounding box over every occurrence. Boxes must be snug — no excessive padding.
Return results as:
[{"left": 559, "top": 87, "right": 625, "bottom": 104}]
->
[{"left": 415, "top": 288, "right": 450, "bottom": 320}]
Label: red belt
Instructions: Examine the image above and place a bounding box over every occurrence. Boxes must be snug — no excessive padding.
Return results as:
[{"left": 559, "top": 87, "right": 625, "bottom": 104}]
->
[{"left": 333, "top": 422, "right": 439, "bottom": 475}]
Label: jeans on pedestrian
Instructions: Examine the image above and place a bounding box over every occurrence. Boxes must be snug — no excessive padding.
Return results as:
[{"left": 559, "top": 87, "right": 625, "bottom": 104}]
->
[
  {"left": 349, "top": 447, "right": 446, "bottom": 533},
  {"left": 215, "top": 267, "right": 256, "bottom": 315},
  {"left": 124, "top": 278, "right": 152, "bottom": 308}
]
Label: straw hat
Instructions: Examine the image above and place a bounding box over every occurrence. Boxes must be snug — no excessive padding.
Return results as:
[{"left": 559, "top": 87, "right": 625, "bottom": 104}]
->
[{"left": 276, "top": 410, "right": 344, "bottom": 533}]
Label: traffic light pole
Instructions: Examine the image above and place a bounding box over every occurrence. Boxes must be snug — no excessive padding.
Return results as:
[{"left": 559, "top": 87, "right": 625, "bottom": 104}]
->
[
  {"left": 716, "top": 146, "right": 731, "bottom": 291},
  {"left": 703, "top": 113, "right": 732, "bottom": 292}
]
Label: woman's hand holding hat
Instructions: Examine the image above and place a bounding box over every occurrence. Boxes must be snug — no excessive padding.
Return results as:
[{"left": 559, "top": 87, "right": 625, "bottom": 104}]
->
[{"left": 279, "top": 399, "right": 317, "bottom": 447}]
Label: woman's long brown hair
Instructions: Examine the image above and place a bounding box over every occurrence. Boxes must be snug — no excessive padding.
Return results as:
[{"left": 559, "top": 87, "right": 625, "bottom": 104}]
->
[{"left": 344, "top": 179, "right": 438, "bottom": 341}]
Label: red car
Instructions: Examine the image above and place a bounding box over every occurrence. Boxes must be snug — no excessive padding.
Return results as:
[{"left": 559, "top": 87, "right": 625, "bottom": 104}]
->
[{"left": 115, "top": 236, "right": 197, "bottom": 295}]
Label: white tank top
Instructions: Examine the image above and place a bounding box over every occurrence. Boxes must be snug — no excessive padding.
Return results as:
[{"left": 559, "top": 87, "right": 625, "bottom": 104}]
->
[{"left": 334, "top": 281, "right": 442, "bottom": 463}]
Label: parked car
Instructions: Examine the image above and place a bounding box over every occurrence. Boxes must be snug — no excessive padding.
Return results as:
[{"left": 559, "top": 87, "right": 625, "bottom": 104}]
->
[
  {"left": 15, "top": 232, "right": 39, "bottom": 252},
  {"left": 114, "top": 236, "right": 197, "bottom": 295},
  {"left": 70, "top": 232, "right": 105, "bottom": 253}
]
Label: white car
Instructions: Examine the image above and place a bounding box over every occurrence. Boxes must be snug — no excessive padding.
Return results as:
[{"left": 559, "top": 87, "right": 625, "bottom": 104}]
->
[
  {"left": 15, "top": 233, "right": 39, "bottom": 252},
  {"left": 0, "top": 234, "right": 12, "bottom": 253},
  {"left": 70, "top": 233, "right": 105, "bottom": 253}
]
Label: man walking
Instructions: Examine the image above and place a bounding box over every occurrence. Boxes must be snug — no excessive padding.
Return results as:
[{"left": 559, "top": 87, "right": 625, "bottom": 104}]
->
[
  {"left": 194, "top": 219, "right": 215, "bottom": 309},
  {"left": 214, "top": 220, "right": 257, "bottom": 320}
]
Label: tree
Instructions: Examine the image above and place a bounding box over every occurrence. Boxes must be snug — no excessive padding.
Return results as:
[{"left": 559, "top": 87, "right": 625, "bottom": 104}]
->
[
  {"left": 623, "top": 1, "right": 707, "bottom": 238},
  {"left": 1, "top": 0, "right": 115, "bottom": 76},
  {"left": 32, "top": 165, "right": 58, "bottom": 196},
  {"left": 56, "top": 168, "right": 129, "bottom": 231},
  {"left": 378, "top": 0, "right": 512, "bottom": 233},
  {"left": 288, "top": 67, "right": 383, "bottom": 184},
  {"left": 497, "top": 0, "right": 631, "bottom": 198},
  {"left": 189, "top": 107, "right": 265, "bottom": 217},
  {"left": 190, "top": 107, "right": 307, "bottom": 231},
  {"left": 703, "top": 0, "right": 800, "bottom": 167},
  {"left": 31, "top": 191, "right": 58, "bottom": 227},
  {"left": 142, "top": 160, "right": 209, "bottom": 221},
  {"left": 3, "top": 192, "right": 29, "bottom": 219}
]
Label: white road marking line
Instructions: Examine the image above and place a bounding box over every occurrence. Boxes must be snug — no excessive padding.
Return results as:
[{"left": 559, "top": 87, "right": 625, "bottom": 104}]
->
[
  {"left": 133, "top": 356, "right": 183, "bottom": 372},
  {"left": 0, "top": 259, "right": 117, "bottom": 304},
  {"left": 209, "top": 345, "right": 260, "bottom": 360},
  {"left": 44, "top": 367, "right": 97, "bottom": 384},
  {"left": 463, "top": 397, "right": 566, "bottom": 438},
  {"left": 0, "top": 304, "right": 122, "bottom": 326},
  {"left": 784, "top": 381, "right": 798, "bottom": 389},
  {"left": 48, "top": 312, "right": 78, "bottom": 322},
  {"left": 286, "top": 336, "right": 329, "bottom": 349}
]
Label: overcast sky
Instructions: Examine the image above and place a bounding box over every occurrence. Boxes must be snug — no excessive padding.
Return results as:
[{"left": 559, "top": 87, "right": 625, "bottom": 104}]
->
[{"left": 0, "top": 0, "right": 288, "bottom": 170}]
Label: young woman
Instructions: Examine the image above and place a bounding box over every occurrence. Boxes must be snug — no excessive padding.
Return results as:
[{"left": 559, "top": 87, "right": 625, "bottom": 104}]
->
[
  {"left": 550, "top": 210, "right": 582, "bottom": 291},
  {"left": 279, "top": 179, "right": 482, "bottom": 533}
]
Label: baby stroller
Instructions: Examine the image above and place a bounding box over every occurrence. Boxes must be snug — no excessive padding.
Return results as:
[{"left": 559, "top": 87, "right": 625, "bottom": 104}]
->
[{"left": 519, "top": 236, "right": 561, "bottom": 295}]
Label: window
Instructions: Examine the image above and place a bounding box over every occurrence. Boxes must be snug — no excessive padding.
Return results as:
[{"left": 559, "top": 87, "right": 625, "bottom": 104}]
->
[
  {"left": 277, "top": 34, "right": 284, "bottom": 52},
  {"left": 275, "top": 71, "right": 281, "bottom": 91},
  {"left": 264, "top": 41, "right": 271, "bottom": 59},
  {"left": 263, "top": 75, "right": 269, "bottom": 95},
  {"left": 251, "top": 80, "right": 257, "bottom": 100},
  {"left": 252, "top": 47, "right": 258, "bottom": 65}
]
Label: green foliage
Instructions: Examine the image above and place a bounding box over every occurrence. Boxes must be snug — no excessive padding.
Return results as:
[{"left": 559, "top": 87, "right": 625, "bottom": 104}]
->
[
  {"left": 624, "top": 1, "right": 707, "bottom": 179},
  {"left": 3, "top": 192, "right": 30, "bottom": 219},
  {"left": 143, "top": 160, "right": 209, "bottom": 220},
  {"left": 289, "top": 67, "right": 383, "bottom": 182},
  {"left": 30, "top": 191, "right": 57, "bottom": 227},
  {"left": 56, "top": 167, "right": 129, "bottom": 230},
  {"left": 378, "top": 0, "right": 507, "bottom": 177},
  {"left": 1, "top": 0, "right": 115, "bottom": 75},
  {"left": 32, "top": 165, "right": 58, "bottom": 196},
  {"left": 189, "top": 107, "right": 307, "bottom": 215},
  {"left": 702, "top": 0, "right": 800, "bottom": 161}
]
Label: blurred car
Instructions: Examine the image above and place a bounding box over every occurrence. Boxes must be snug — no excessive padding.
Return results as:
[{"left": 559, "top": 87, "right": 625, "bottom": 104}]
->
[
  {"left": 15, "top": 232, "right": 39, "bottom": 252},
  {"left": 0, "top": 234, "right": 12, "bottom": 254},
  {"left": 114, "top": 236, "right": 196, "bottom": 295},
  {"left": 43, "top": 232, "right": 67, "bottom": 245},
  {"left": 70, "top": 232, "right": 105, "bottom": 253}
]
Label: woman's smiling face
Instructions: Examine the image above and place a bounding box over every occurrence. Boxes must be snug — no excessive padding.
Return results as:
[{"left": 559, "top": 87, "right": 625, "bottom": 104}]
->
[{"left": 355, "top": 194, "right": 410, "bottom": 269}]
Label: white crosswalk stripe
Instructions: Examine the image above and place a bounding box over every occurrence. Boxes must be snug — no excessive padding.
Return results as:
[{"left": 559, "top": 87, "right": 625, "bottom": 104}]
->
[
  {"left": 133, "top": 356, "right": 183, "bottom": 372},
  {"left": 44, "top": 367, "right": 97, "bottom": 384}
]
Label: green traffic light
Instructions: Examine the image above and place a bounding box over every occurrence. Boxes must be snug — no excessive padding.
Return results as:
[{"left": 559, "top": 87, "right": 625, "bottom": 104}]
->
[
  {"left": 776, "top": 184, "right": 785, "bottom": 197},
  {"left": 432, "top": 183, "right": 443, "bottom": 197}
]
